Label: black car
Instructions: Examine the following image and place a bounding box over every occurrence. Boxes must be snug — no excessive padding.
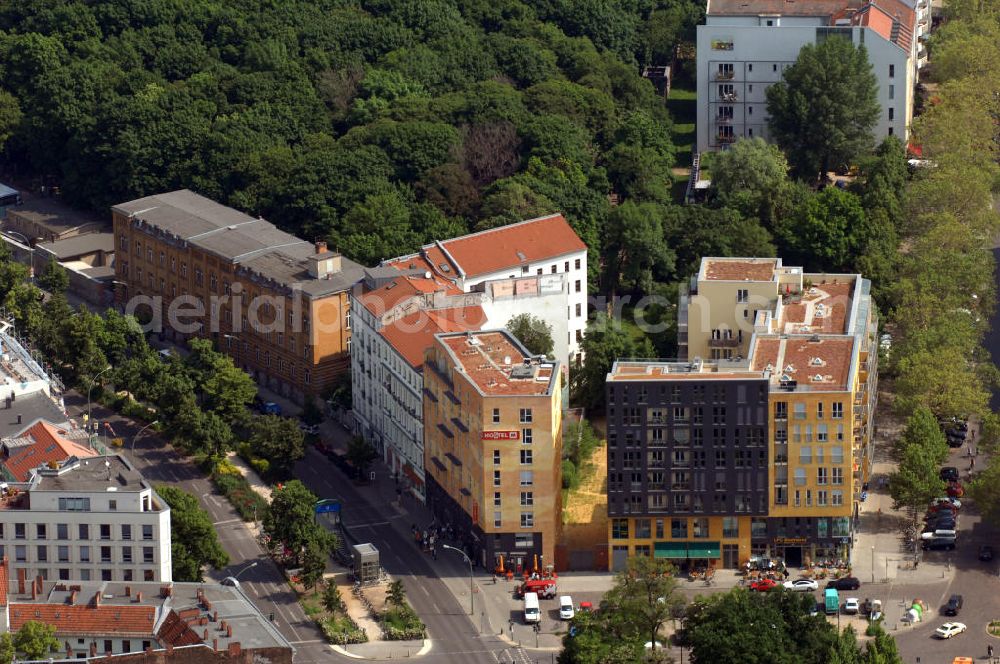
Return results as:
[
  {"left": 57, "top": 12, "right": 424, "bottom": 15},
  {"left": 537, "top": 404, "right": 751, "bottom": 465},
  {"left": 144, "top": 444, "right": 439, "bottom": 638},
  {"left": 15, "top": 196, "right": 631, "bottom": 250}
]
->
[
  {"left": 943, "top": 594, "right": 963, "bottom": 616},
  {"left": 940, "top": 467, "right": 960, "bottom": 482},
  {"left": 826, "top": 577, "right": 861, "bottom": 591},
  {"left": 924, "top": 518, "right": 957, "bottom": 533},
  {"left": 979, "top": 545, "right": 994, "bottom": 561},
  {"left": 946, "top": 436, "right": 964, "bottom": 449},
  {"left": 923, "top": 537, "right": 957, "bottom": 551}
]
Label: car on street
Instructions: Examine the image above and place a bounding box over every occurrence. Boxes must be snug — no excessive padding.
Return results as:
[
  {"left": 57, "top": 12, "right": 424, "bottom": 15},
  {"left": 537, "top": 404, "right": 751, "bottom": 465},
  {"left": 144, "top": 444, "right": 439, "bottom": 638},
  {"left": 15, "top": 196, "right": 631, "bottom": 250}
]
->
[
  {"left": 923, "top": 536, "right": 957, "bottom": 551},
  {"left": 559, "top": 596, "right": 575, "bottom": 620},
  {"left": 934, "top": 496, "right": 962, "bottom": 509},
  {"left": 943, "top": 595, "right": 963, "bottom": 616},
  {"left": 826, "top": 577, "right": 861, "bottom": 591},
  {"left": 844, "top": 598, "right": 860, "bottom": 614},
  {"left": 940, "top": 467, "right": 960, "bottom": 482},
  {"left": 934, "top": 622, "right": 967, "bottom": 639},
  {"left": 928, "top": 501, "right": 959, "bottom": 515},
  {"left": 924, "top": 515, "right": 957, "bottom": 530},
  {"left": 750, "top": 579, "right": 779, "bottom": 592},
  {"left": 783, "top": 578, "right": 819, "bottom": 592},
  {"left": 979, "top": 545, "right": 994, "bottom": 561}
]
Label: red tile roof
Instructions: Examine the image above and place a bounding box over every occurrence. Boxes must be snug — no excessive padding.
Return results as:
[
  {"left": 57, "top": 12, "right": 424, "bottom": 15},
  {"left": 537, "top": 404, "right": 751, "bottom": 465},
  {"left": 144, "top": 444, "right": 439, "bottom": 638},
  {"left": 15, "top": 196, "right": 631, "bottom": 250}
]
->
[
  {"left": 703, "top": 259, "right": 777, "bottom": 281},
  {"left": 752, "top": 336, "right": 855, "bottom": 391},
  {"left": 439, "top": 331, "right": 557, "bottom": 396},
  {"left": 437, "top": 214, "right": 586, "bottom": 279},
  {"left": 356, "top": 268, "right": 462, "bottom": 317},
  {"left": 381, "top": 306, "right": 487, "bottom": 367},
  {"left": 9, "top": 603, "right": 156, "bottom": 635},
  {"left": 2, "top": 421, "right": 97, "bottom": 481},
  {"left": 157, "top": 610, "right": 204, "bottom": 646}
]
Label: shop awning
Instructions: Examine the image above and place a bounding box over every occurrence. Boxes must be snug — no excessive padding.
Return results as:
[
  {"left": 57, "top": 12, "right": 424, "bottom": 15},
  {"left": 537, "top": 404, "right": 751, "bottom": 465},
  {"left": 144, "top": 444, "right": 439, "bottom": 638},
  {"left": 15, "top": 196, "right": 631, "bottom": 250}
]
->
[
  {"left": 686, "top": 543, "right": 721, "bottom": 559},
  {"left": 654, "top": 542, "right": 688, "bottom": 559}
]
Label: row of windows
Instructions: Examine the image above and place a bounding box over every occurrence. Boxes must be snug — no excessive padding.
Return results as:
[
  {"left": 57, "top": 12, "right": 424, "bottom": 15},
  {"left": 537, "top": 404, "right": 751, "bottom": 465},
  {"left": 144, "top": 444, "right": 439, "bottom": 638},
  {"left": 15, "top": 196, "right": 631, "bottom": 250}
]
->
[
  {"left": 612, "top": 492, "right": 763, "bottom": 514},
  {"left": 612, "top": 449, "right": 768, "bottom": 469},
  {"left": 612, "top": 384, "right": 765, "bottom": 405},
  {"left": 612, "top": 516, "right": 741, "bottom": 540},
  {"left": 3, "top": 523, "right": 154, "bottom": 541},
  {"left": 520, "top": 259, "right": 582, "bottom": 277},
  {"left": 493, "top": 470, "right": 534, "bottom": 486},
  {"left": 14, "top": 565, "right": 156, "bottom": 583},
  {"left": 492, "top": 408, "right": 534, "bottom": 424},
  {"left": 494, "top": 511, "right": 534, "bottom": 528},
  {"left": 609, "top": 429, "right": 767, "bottom": 449},
  {"left": 789, "top": 489, "right": 846, "bottom": 507},
  {"left": 3, "top": 543, "right": 156, "bottom": 564},
  {"left": 777, "top": 401, "right": 847, "bottom": 419},
  {"left": 789, "top": 467, "right": 846, "bottom": 485}
]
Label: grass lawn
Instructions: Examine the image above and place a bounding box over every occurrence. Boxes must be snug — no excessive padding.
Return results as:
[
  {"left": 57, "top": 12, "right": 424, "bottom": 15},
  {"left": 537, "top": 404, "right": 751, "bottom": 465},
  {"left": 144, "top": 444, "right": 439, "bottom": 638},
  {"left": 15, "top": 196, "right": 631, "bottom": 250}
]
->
[{"left": 668, "top": 85, "right": 697, "bottom": 169}]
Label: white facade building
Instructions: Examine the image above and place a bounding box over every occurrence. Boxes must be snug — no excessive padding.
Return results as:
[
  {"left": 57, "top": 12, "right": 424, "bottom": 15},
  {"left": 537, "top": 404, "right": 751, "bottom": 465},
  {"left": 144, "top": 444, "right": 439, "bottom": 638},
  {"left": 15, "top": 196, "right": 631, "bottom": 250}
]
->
[
  {"left": 696, "top": 0, "right": 924, "bottom": 153},
  {"left": 0, "top": 455, "right": 171, "bottom": 584},
  {"left": 351, "top": 213, "right": 588, "bottom": 500}
]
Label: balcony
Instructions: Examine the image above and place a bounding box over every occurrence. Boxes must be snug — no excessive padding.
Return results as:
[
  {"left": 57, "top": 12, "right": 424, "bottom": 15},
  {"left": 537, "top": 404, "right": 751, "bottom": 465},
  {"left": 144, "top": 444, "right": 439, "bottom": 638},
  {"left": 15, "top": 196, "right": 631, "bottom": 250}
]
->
[
  {"left": 715, "top": 115, "right": 733, "bottom": 125},
  {"left": 708, "top": 336, "right": 739, "bottom": 348},
  {"left": 720, "top": 92, "right": 739, "bottom": 102},
  {"left": 717, "top": 134, "right": 737, "bottom": 144},
  {"left": 714, "top": 71, "right": 735, "bottom": 81},
  {"left": 671, "top": 482, "right": 692, "bottom": 491}
]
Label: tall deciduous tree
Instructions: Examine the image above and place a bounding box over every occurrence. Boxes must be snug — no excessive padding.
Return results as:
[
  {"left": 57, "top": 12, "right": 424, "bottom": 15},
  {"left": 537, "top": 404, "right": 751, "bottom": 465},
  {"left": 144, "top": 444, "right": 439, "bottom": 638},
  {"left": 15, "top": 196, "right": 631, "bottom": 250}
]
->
[
  {"left": 13, "top": 621, "right": 59, "bottom": 660},
  {"left": 265, "top": 480, "right": 322, "bottom": 566},
  {"left": 602, "top": 201, "right": 675, "bottom": 297},
  {"left": 888, "top": 442, "right": 945, "bottom": 521},
  {"left": 0, "top": 90, "right": 20, "bottom": 151},
  {"left": 506, "top": 313, "right": 555, "bottom": 358},
  {"left": 572, "top": 314, "right": 655, "bottom": 411},
  {"left": 603, "top": 556, "right": 683, "bottom": 652},
  {"left": 773, "top": 187, "right": 870, "bottom": 273},
  {"left": 249, "top": 414, "right": 306, "bottom": 477},
  {"left": 710, "top": 137, "right": 790, "bottom": 223},
  {"left": 156, "top": 485, "right": 229, "bottom": 582},
  {"left": 766, "top": 37, "right": 880, "bottom": 179}
]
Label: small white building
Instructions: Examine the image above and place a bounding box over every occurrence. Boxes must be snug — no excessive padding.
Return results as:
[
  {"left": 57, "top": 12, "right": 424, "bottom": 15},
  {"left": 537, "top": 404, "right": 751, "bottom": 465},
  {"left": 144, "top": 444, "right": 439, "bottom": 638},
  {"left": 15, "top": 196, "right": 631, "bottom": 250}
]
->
[
  {"left": 696, "top": 0, "right": 925, "bottom": 153},
  {"left": 351, "top": 214, "right": 587, "bottom": 500},
  {"left": 0, "top": 455, "right": 172, "bottom": 584}
]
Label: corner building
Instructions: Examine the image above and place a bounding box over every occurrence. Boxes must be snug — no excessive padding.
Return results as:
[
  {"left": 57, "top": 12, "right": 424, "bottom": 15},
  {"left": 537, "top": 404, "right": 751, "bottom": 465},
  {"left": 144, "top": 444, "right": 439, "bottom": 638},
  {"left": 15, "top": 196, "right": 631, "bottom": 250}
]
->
[
  {"left": 423, "top": 331, "right": 561, "bottom": 570},
  {"left": 608, "top": 258, "right": 878, "bottom": 570}
]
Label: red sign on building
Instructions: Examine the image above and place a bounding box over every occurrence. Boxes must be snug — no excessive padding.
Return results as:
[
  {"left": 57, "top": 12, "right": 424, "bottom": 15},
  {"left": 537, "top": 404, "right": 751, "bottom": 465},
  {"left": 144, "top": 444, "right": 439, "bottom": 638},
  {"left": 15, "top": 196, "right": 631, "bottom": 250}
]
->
[
  {"left": 481, "top": 430, "right": 520, "bottom": 441},
  {"left": 472, "top": 501, "right": 479, "bottom": 523}
]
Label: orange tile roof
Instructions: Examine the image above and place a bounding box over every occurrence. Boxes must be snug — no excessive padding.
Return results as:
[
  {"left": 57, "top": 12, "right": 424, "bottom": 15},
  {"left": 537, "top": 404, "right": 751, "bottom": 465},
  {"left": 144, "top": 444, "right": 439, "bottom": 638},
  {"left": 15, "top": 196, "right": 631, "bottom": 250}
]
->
[
  {"left": 753, "top": 336, "right": 855, "bottom": 391},
  {"left": 439, "top": 331, "right": 557, "bottom": 396},
  {"left": 381, "top": 306, "right": 487, "bottom": 368},
  {"left": 703, "top": 259, "right": 777, "bottom": 281},
  {"left": 157, "top": 610, "right": 203, "bottom": 646},
  {"left": 10, "top": 603, "right": 156, "bottom": 635},
  {"left": 778, "top": 281, "right": 853, "bottom": 335},
  {"left": 356, "top": 266, "right": 462, "bottom": 318},
  {"left": 870, "top": 0, "right": 915, "bottom": 51},
  {"left": 3, "top": 421, "right": 97, "bottom": 481},
  {"left": 437, "top": 214, "right": 586, "bottom": 278},
  {"left": 751, "top": 339, "right": 782, "bottom": 375}
]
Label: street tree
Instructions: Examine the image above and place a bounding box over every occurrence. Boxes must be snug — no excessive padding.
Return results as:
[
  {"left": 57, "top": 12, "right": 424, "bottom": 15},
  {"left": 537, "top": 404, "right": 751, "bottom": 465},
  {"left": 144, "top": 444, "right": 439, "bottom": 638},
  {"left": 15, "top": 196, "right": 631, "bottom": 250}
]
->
[
  {"left": 13, "top": 621, "right": 59, "bottom": 660},
  {"left": 893, "top": 407, "right": 949, "bottom": 464},
  {"left": 860, "top": 623, "right": 904, "bottom": 664},
  {"left": 300, "top": 534, "right": 331, "bottom": 592},
  {"left": 322, "top": 581, "right": 346, "bottom": 614},
  {"left": 249, "top": 414, "right": 305, "bottom": 477},
  {"left": 387, "top": 580, "right": 406, "bottom": 606},
  {"left": 264, "top": 480, "right": 321, "bottom": 564},
  {"left": 888, "top": 443, "right": 946, "bottom": 522},
  {"left": 766, "top": 37, "right": 880, "bottom": 179},
  {"left": 506, "top": 313, "right": 555, "bottom": 358},
  {"left": 603, "top": 555, "right": 683, "bottom": 653},
  {"left": 346, "top": 436, "right": 377, "bottom": 479},
  {"left": 0, "top": 632, "right": 11, "bottom": 664},
  {"left": 156, "top": 486, "right": 229, "bottom": 582}
]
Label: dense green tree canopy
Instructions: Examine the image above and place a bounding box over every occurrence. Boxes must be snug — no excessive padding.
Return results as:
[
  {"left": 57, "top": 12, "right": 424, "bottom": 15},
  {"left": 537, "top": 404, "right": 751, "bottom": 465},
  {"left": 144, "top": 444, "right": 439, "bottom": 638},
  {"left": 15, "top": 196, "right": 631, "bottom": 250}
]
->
[
  {"left": 507, "top": 313, "right": 555, "bottom": 358},
  {"left": 157, "top": 485, "right": 230, "bottom": 582}
]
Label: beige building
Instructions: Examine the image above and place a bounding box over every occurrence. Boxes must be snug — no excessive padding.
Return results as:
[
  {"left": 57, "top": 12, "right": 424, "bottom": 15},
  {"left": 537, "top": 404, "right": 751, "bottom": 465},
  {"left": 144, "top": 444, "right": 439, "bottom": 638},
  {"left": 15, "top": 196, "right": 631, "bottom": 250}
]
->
[{"left": 423, "top": 330, "right": 562, "bottom": 571}]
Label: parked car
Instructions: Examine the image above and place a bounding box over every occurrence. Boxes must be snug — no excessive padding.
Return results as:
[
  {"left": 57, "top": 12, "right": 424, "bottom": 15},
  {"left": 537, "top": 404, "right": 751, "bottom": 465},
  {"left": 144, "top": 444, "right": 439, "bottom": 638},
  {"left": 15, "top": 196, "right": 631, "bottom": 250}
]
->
[
  {"left": 940, "top": 467, "right": 960, "bottom": 482},
  {"left": 923, "top": 537, "right": 957, "bottom": 551},
  {"left": 844, "top": 598, "right": 860, "bottom": 614},
  {"left": 262, "top": 401, "right": 283, "bottom": 416},
  {"left": 928, "top": 501, "right": 959, "bottom": 515},
  {"left": 946, "top": 435, "right": 964, "bottom": 449},
  {"left": 934, "top": 622, "right": 967, "bottom": 639},
  {"left": 943, "top": 595, "right": 963, "bottom": 616},
  {"left": 869, "top": 599, "right": 883, "bottom": 622},
  {"left": 979, "top": 545, "right": 994, "bottom": 561},
  {"left": 947, "top": 482, "right": 965, "bottom": 498},
  {"left": 750, "top": 578, "right": 779, "bottom": 592},
  {"left": 934, "top": 497, "right": 962, "bottom": 509},
  {"left": 826, "top": 577, "right": 861, "bottom": 591},
  {"left": 559, "top": 596, "right": 575, "bottom": 620},
  {"left": 783, "top": 578, "right": 819, "bottom": 592}
]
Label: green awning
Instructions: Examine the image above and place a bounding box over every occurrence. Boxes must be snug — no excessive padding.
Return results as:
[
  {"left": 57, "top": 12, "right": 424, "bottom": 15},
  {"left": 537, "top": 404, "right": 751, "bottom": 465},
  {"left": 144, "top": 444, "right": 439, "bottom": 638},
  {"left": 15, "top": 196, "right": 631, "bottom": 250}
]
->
[
  {"left": 654, "top": 542, "right": 688, "bottom": 559},
  {"left": 686, "top": 542, "right": 721, "bottom": 559}
]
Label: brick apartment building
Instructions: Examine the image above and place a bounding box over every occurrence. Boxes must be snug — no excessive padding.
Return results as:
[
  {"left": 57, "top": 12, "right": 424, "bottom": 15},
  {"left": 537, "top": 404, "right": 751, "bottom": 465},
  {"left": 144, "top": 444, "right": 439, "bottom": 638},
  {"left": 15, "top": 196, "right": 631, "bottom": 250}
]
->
[{"left": 112, "top": 190, "right": 365, "bottom": 401}]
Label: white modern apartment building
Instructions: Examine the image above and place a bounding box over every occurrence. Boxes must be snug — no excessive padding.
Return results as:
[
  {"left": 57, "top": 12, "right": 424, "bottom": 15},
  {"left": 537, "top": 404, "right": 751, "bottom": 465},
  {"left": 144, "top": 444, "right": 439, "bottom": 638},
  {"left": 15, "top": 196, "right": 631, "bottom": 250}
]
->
[
  {"left": 696, "top": 0, "right": 926, "bottom": 153},
  {"left": 0, "top": 455, "right": 171, "bottom": 584},
  {"left": 351, "top": 214, "right": 587, "bottom": 500}
]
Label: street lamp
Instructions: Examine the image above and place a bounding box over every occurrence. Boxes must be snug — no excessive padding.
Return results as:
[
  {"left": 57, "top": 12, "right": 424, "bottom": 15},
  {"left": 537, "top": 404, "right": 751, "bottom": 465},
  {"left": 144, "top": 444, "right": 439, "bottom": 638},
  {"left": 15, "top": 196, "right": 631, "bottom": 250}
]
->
[
  {"left": 232, "top": 560, "right": 259, "bottom": 581},
  {"left": 871, "top": 546, "right": 875, "bottom": 583},
  {"left": 130, "top": 420, "right": 160, "bottom": 452},
  {"left": 86, "top": 366, "right": 113, "bottom": 436},
  {"left": 441, "top": 544, "right": 474, "bottom": 615}
]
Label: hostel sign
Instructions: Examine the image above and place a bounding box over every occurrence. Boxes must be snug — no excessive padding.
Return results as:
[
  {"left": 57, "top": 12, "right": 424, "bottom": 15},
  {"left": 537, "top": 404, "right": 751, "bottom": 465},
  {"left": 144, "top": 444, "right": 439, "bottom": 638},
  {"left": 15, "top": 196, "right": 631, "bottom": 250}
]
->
[{"left": 482, "top": 431, "right": 520, "bottom": 441}]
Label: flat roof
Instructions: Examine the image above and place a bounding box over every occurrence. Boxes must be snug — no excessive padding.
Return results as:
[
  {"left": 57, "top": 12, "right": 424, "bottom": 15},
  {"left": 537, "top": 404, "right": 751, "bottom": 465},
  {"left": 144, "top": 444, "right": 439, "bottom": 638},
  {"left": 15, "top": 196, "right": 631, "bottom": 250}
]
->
[
  {"left": 0, "top": 393, "right": 69, "bottom": 439},
  {"left": 707, "top": 0, "right": 864, "bottom": 16},
  {"left": 32, "top": 455, "right": 147, "bottom": 493},
  {"left": 608, "top": 360, "right": 768, "bottom": 382},
  {"left": 779, "top": 280, "right": 854, "bottom": 335},
  {"left": 437, "top": 330, "right": 559, "bottom": 397},
  {"left": 751, "top": 335, "right": 855, "bottom": 391},
  {"left": 5, "top": 196, "right": 106, "bottom": 234},
  {"left": 113, "top": 190, "right": 364, "bottom": 297},
  {"left": 36, "top": 232, "right": 115, "bottom": 259},
  {"left": 702, "top": 258, "right": 778, "bottom": 281}
]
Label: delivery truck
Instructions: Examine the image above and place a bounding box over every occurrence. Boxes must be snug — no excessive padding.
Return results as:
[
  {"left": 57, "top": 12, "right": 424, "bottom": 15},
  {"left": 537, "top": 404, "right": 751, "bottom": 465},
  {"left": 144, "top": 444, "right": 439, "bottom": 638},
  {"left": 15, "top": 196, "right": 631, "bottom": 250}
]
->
[{"left": 825, "top": 588, "right": 839, "bottom": 615}]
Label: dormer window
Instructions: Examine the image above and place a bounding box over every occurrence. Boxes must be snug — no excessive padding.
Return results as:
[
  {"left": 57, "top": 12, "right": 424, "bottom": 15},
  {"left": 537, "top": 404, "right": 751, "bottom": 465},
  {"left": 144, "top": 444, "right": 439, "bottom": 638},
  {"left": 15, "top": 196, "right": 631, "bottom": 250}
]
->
[
  {"left": 784, "top": 364, "right": 796, "bottom": 373},
  {"left": 809, "top": 357, "right": 825, "bottom": 367}
]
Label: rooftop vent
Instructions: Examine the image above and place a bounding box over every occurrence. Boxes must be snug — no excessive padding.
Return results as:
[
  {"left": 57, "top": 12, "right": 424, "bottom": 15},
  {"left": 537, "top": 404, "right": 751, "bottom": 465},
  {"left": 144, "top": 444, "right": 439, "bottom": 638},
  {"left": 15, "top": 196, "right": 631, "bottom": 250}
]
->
[
  {"left": 439, "top": 263, "right": 451, "bottom": 273},
  {"left": 504, "top": 356, "right": 511, "bottom": 365},
  {"left": 516, "top": 251, "right": 527, "bottom": 262},
  {"left": 424, "top": 271, "right": 432, "bottom": 279},
  {"left": 809, "top": 334, "right": 821, "bottom": 342}
]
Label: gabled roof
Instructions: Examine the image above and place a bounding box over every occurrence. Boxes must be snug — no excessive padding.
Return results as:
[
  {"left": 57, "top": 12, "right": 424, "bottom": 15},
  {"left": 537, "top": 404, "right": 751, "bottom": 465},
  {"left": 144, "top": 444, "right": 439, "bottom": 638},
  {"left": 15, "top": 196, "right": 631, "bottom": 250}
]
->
[
  {"left": 2, "top": 420, "right": 97, "bottom": 482},
  {"left": 380, "top": 306, "right": 487, "bottom": 368},
  {"left": 435, "top": 214, "right": 586, "bottom": 279},
  {"left": 9, "top": 603, "right": 156, "bottom": 636}
]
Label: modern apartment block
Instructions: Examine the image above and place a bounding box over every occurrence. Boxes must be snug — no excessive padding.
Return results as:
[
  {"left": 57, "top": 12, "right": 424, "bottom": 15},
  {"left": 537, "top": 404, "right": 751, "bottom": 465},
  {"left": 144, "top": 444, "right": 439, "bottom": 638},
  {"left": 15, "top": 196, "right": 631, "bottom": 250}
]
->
[
  {"left": 112, "top": 190, "right": 365, "bottom": 401},
  {"left": 0, "top": 455, "right": 172, "bottom": 584},
  {"left": 696, "top": 0, "right": 925, "bottom": 152},
  {"left": 388, "top": 214, "right": 589, "bottom": 364},
  {"left": 608, "top": 258, "right": 878, "bottom": 570},
  {"left": 423, "top": 331, "right": 562, "bottom": 570}
]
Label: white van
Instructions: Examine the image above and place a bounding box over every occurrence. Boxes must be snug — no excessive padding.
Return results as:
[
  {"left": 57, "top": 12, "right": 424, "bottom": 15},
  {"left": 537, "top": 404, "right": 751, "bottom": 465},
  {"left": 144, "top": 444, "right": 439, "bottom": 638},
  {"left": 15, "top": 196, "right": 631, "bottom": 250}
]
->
[
  {"left": 523, "top": 592, "right": 540, "bottom": 624},
  {"left": 559, "top": 595, "right": 575, "bottom": 620}
]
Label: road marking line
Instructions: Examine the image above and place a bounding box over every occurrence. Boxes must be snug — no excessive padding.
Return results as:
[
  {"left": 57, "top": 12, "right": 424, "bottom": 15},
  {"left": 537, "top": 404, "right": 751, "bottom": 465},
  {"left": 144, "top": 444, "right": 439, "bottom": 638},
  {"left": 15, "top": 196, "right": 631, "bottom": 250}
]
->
[
  {"left": 213, "top": 518, "right": 242, "bottom": 526},
  {"left": 289, "top": 639, "right": 325, "bottom": 644}
]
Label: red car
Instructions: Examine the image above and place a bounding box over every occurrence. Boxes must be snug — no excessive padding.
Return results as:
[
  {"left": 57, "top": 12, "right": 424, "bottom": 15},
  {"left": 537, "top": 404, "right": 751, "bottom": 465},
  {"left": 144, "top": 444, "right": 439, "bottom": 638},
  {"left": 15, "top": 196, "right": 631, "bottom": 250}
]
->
[
  {"left": 947, "top": 482, "right": 965, "bottom": 498},
  {"left": 750, "top": 578, "right": 779, "bottom": 592}
]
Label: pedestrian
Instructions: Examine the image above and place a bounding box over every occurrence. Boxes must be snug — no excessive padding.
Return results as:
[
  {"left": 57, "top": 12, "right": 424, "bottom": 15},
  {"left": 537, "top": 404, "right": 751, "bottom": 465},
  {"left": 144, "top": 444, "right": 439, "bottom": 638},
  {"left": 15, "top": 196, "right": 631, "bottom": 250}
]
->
[
  {"left": 988, "top": 644, "right": 994, "bottom": 658},
  {"left": 432, "top": 546, "right": 437, "bottom": 560}
]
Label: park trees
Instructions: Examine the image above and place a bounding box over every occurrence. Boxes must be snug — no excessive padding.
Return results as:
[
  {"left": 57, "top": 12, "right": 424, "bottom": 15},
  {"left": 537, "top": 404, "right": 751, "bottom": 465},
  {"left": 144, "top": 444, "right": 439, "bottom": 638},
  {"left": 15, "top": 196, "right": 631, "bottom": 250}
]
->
[
  {"left": 156, "top": 485, "right": 229, "bottom": 582},
  {"left": 249, "top": 414, "right": 306, "bottom": 478},
  {"left": 602, "top": 201, "right": 675, "bottom": 297},
  {"left": 709, "top": 137, "right": 790, "bottom": 223},
  {"left": 766, "top": 37, "right": 880, "bottom": 179},
  {"left": 507, "top": 313, "right": 555, "bottom": 358},
  {"left": 572, "top": 313, "right": 655, "bottom": 411}
]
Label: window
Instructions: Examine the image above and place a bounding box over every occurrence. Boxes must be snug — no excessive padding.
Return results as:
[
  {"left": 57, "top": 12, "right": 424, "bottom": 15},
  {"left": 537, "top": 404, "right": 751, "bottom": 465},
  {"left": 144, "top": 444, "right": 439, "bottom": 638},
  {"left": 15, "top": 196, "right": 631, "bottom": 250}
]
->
[
  {"left": 520, "top": 449, "right": 533, "bottom": 465},
  {"left": 793, "top": 403, "right": 806, "bottom": 419},
  {"left": 79, "top": 546, "right": 90, "bottom": 562},
  {"left": 816, "top": 403, "right": 824, "bottom": 419},
  {"left": 671, "top": 519, "right": 688, "bottom": 538},
  {"left": 80, "top": 569, "right": 90, "bottom": 581},
  {"left": 122, "top": 547, "right": 133, "bottom": 563},
  {"left": 79, "top": 524, "right": 89, "bottom": 540},
  {"left": 100, "top": 546, "right": 112, "bottom": 563},
  {"left": 493, "top": 470, "right": 501, "bottom": 486},
  {"left": 831, "top": 446, "right": 844, "bottom": 463},
  {"left": 564, "top": 261, "right": 570, "bottom": 271},
  {"left": 888, "top": 84, "right": 894, "bottom": 100},
  {"left": 520, "top": 492, "right": 534, "bottom": 506},
  {"left": 493, "top": 450, "right": 501, "bottom": 466},
  {"left": 14, "top": 545, "right": 26, "bottom": 562},
  {"left": 575, "top": 303, "right": 582, "bottom": 317},
  {"left": 794, "top": 468, "right": 806, "bottom": 486},
  {"left": 575, "top": 280, "right": 581, "bottom": 293},
  {"left": 492, "top": 408, "right": 500, "bottom": 423},
  {"left": 143, "top": 642, "right": 151, "bottom": 652},
  {"left": 493, "top": 492, "right": 501, "bottom": 507},
  {"left": 515, "top": 534, "right": 533, "bottom": 549},
  {"left": 889, "top": 64, "right": 895, "bottom": 78},
  {"left": 519, "top": 408, "right": 533, "bottom": 423},
  {"left": 748, "top": 63, "right": 753, "bottom": 71},
  {"left": 737, "top": 289, "right": 749, "bottom": 303},
  {"left": 494, "top": 511, "right": 502, "bottom": 528},
  {"left": 57, "top": 546, "right": 69, "bottom": 562},
  {"left": 58, "top": 498, "right": 91, "bottom": 512},
  {"left": 888, "top": 127, "right": 894, "bottom": 136},
  {"left": 773, "top": 64, "right": 778, "bottom": 72},
  {"left": 520, "top": 513, "right": 534, "bottom": 528},
  {"left": 611, "top": 519, "right": 629, "bottom": 539},
  {"left": 100, "top": 525, "right": 111, "bottom": 540},
  {"left": 575, "top": 259, "right": 581, "bottom": 270},
  {"left": 888, "top": 107, "right": 894, "bottom": 120},
  {"left": 722, "top": 517, "right": 739, "bottom": 538},
  {"left": 59, "top": 568, "right": 69, "bottom": 581},
  {"left": 817, "top": 467, "right": 828, "bottom": 485},
  {"left": 832, "top": 490, "right": 844, "bottom": 506},
  {"left": 817, "top": 490, "right": 828, "bottom": 506},
  {"left": 832, "top": 402, "right": 843, "bottom": 419},
  {"left": 520, "top": 471, "right": 534, "bottom": 486},
  {"left": 37, "top": 545, "right": 48, "bottom": 562},
  {"left": 799, "top": 446, "right": 812, "bottom": 464},
  {"left": 832, "top": 467, "right": 844, "bottom": 485},
  {"left": 109, "top": 500, "right": 117, "bottom": 511},
  {"left": 635, "top": 519, "right": 651, "bottom": 538},
  {"left": 522, "top": 428, "right": 533, "bottom": 445},
  {"left": 122, "top": 641, "right": 131, "bottom": 653},
  {"left": 121, "top": 524, "right": 131, "bottom": 540},
  {"left": 551, "top": 264, "right": 557, "bottom": 273},
  {"left": 817, "top": 424, "right": 828, "bottom": 442},
  {"left": 144, "top": 570, "right": 154, "bottom": 581},
  {"left": 142, "top": 525, "right": 153, "bottom": 540},
  {"left": 104, "top": 641, "right": 113, "bottom": 654},
  {"left": 143, "top": 546, "right": 154, "bottom": 563},
  {"left": 36, "top": 524, "right": 47, "bottom": 539}
]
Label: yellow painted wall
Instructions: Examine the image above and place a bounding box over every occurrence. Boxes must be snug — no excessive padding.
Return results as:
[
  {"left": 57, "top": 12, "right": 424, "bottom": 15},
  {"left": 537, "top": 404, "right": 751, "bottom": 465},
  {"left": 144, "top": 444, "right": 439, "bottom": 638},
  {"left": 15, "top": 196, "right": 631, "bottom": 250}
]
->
[{"left": 688, "top": 280, "right": 778, "bottom": 360}]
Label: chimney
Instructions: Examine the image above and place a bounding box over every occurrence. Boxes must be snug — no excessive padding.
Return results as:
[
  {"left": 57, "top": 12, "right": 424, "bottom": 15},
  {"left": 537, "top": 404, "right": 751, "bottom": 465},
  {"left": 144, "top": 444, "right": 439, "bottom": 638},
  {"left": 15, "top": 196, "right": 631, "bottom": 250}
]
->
[
  {"left": 226, "top": 625, "right": 232, "bottom": 638},
  {"left": 213, "top": 610, "right": 218, "bottom": 622},
  {"left": 94, "top": 591, "right": 101, "bottom": 607},
  {"left": 315, "top": 241, "right": 328, "bottom": 255},
  {"left": 125, "top": 585, "right": 131, "bottom": 597},
  {"left": 89, "top": 643, "right": 97, "bottom": 658},
  {"left": 203, "top": 598, "right": 211, "bottom": 611},
  {"left": 160, "top": 585, "right": 171, "bottom": 598},
  {"left": 203, "top": 629, "right": 209, "bottom": 640},
  {"left": 31, "top": 581, "right": 37, "bottom": 600},
  {"left": 136, "top": 591, "right": 142, "bottom": 603},
  {"left": 69, "top": 590, "right": 77, "bottom": 606},
  {"left": 212, "top": 639, "right": 218, "bottom": 652},
  {"left": 227, "top": 643, "right": 242, "bottom": 658},
  {"left": 219, "top": 620, "right": 227, "bottom": 632},
  {"left": 17, "top": 573, "right": 24, "bottom": 595}
]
